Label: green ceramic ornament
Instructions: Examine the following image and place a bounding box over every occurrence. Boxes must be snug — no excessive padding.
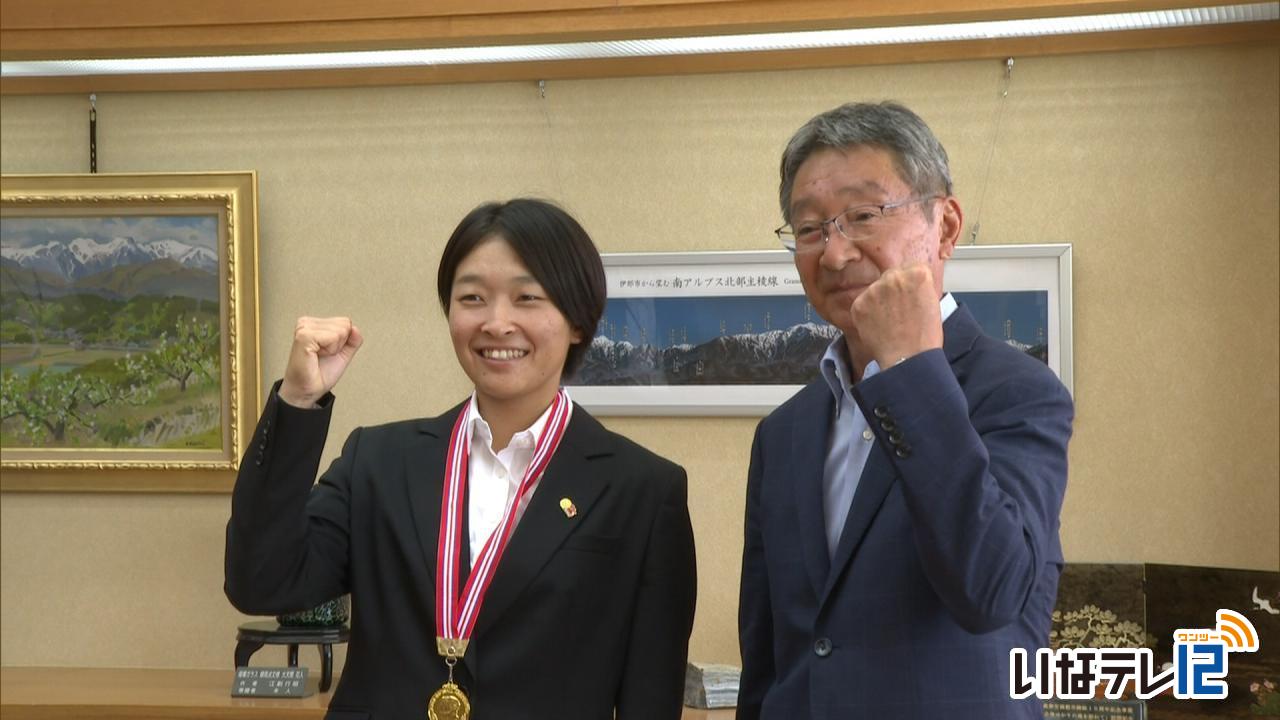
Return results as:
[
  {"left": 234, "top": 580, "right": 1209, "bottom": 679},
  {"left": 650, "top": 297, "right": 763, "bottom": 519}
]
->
[{"left": 276, "top": 595, "right": 350, "bottom": 627}]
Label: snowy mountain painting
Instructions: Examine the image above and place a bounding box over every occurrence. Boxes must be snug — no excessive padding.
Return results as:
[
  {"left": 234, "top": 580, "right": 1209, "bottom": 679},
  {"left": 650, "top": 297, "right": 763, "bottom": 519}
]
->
[
  {"left": 1, "top": 215, "right": 224, "bottom": 450},
  {"left": 567, "top": 291, "right": 1048, "bottom": 388}
]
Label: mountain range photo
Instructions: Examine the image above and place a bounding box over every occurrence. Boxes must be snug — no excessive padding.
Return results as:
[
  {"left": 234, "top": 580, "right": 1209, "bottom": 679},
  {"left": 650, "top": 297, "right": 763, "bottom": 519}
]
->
[
  {"left": 567, "top": 291, "right": 1052, "bottom": 388},
  {"left": 573, "top": 321, "right": 839, "bottom": 386}
]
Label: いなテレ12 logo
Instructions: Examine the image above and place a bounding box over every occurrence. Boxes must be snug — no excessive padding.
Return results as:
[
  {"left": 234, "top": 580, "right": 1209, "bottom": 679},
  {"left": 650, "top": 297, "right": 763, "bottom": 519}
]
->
[{"left": 1010, "top": 608, "right": 1260, "bottom": 701}]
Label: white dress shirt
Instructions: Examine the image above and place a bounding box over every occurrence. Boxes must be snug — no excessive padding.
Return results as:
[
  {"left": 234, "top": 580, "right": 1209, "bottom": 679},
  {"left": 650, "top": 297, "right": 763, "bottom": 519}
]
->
[{"left": 464, "top": 397, "right": 569, "bottom": 564}]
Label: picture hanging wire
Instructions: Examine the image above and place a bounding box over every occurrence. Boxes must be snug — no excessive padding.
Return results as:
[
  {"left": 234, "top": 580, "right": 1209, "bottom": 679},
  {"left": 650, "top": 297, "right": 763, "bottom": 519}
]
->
[
  {"left": 536, "top": 79, "right": 567, "bottom": 199},
  {"left": 968, "top": 57, "right": 1014, "bottom": 245},
  {"left": 89, "top": 93, "right": 97, "bottom": 173}
]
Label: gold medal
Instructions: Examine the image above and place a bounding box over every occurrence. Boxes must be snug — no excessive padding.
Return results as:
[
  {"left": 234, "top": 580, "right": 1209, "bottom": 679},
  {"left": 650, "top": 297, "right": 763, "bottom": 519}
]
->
[
  {"left": 427, "top": 680, "right": 470, "bottom": 720},
  {"left": 431, "top": 636, "right": 470, "bottom": 719}
]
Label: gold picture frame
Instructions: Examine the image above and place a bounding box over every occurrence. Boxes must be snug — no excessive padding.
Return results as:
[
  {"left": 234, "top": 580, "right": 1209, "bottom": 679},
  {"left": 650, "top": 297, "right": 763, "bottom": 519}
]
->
[{"left": 1, "top": 172, "right": 261, "bottom": 492}]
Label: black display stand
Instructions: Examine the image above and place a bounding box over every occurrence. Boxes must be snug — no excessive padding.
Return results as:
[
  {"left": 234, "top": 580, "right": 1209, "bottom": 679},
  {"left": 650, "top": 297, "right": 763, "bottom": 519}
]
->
[{"left": 234, "top": 621, "right": 350, "bottom": 693}]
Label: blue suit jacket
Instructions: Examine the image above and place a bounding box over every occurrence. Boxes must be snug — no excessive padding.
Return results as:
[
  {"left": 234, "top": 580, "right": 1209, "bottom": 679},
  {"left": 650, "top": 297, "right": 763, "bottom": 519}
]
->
[{"left": 737, "top": 304, "right": 1073, "bottom": 719}]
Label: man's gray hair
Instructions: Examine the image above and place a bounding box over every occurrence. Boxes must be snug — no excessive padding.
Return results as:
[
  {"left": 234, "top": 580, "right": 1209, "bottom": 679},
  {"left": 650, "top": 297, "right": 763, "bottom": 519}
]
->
[{"left": 779, "top": 101, "right": 953, "bottom": 223}]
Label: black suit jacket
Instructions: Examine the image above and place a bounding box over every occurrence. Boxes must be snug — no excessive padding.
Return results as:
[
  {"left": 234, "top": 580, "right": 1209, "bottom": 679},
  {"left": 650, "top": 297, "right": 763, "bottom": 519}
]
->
[{"left": 226, "top": 387, "right": 697, "bottom": 720}]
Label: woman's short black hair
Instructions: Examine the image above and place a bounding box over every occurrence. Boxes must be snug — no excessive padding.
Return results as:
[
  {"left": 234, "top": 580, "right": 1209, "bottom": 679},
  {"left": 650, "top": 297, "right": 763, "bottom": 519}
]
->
[{"left": 436, "top": 198, "right": 606, "bottom": 377}]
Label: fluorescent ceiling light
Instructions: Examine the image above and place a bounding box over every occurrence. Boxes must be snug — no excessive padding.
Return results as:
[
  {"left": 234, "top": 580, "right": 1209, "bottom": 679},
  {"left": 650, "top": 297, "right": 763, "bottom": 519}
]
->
[{"left": 2, "top": 3, "right": 1275, "bottom": 78}]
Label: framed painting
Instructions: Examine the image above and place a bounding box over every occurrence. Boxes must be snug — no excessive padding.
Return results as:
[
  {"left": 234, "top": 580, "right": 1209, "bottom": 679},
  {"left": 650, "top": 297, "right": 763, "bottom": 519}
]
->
[
  {"left": 0, "top": 172, "right": 261, "bottom": 492},
  {"left": 565, "top": 244, "right": 1072, "bottom": 415}
]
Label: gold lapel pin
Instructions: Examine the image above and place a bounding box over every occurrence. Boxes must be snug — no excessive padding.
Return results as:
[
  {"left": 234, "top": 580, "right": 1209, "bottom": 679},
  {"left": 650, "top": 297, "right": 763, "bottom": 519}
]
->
[{"left": 559, "top": 497, "right": 577, "bottom": 518}]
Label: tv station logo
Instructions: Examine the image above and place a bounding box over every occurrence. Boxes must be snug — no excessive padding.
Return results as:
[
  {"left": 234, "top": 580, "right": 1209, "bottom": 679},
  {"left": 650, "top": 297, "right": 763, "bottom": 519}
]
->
[{"left": 1010, "top": 609, "right": 1260, "bottom": 700}]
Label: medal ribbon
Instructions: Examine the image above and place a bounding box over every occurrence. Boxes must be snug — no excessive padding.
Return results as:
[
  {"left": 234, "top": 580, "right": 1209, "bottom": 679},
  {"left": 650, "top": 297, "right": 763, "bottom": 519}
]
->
[{"left": 435, "top": 388, "right": 572, "bottom": 650}]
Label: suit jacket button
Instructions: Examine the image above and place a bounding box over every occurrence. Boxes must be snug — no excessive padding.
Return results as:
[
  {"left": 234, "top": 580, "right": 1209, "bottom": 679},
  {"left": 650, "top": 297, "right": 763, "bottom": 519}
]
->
[
  {"left": 814, "top": 638, "right": 832, "bottom": 657},
  {"left": 873, "top": 405, "right": 889, "bottom": 419},
  {"left": 879, "top": 418, "right": 896, "bottom": 432},
  {"left": 895, "top": 444, "right": 912, "bottom": 459}
]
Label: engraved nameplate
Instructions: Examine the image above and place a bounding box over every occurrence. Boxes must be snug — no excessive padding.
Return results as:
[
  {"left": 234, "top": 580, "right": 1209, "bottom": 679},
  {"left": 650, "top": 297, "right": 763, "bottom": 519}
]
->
[
  {"left": 1044, "top": 698, "right": 1146, "bottom": 719},
  {"left": 232, "top": 666, "right": 312, "bottom": 698}
]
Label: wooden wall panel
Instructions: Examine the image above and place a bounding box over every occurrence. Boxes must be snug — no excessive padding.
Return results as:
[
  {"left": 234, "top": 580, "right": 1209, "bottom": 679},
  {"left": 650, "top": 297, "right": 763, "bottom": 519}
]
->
[
  {"left": 1, "top": 43, "right": 1277, "bottom": 670},
  {"left": 3, "top": 23, "right": 1276, "bottom": 95},
  {"left": 0, "top": 0, "right": 1255, "bottom": 59}
]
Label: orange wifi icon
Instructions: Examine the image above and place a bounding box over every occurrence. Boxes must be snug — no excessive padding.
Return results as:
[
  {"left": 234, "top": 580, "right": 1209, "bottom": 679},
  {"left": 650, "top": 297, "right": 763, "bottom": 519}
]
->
[{"left": 1216, "top": 609, "right": 1259, "bottom": 652}]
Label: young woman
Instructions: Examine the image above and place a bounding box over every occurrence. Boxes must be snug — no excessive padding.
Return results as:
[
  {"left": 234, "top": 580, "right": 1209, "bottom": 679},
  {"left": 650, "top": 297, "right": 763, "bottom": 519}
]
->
[{"left": 226, "top": 199, "right": 697, "bottom": 720}]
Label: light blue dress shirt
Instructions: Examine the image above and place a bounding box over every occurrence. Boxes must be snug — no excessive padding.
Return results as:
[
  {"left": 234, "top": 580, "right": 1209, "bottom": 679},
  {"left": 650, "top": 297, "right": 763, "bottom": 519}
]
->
[{"left": 818, "top": 293, "right": 958, "bottom": 557}]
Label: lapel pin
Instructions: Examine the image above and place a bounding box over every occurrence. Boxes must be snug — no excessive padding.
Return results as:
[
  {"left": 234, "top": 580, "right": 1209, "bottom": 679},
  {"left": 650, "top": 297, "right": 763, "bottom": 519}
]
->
[{"left": 559, "top": 497, "right": 577, "bottom": 518}]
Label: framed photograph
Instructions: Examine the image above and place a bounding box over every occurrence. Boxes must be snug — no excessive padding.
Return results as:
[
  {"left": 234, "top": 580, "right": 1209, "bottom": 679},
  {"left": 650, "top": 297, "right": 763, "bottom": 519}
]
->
[
  {"left": 1, "top": 172, "right": 261, "bottom": 492},
  {"left": 565, "top": 244, "right": 1072, "bottom": 415}
]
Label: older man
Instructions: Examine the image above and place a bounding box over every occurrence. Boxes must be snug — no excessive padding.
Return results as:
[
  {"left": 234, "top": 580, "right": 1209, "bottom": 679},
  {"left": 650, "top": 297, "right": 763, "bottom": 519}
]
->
[{"left": 737, "top": 101, "right": 1074, "bottom": 719}]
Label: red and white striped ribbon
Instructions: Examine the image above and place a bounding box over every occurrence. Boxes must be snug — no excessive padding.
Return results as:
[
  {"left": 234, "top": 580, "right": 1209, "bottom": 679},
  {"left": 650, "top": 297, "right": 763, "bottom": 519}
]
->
[{"left": 435, "top": 389, "right": 572, "bottom": 649}]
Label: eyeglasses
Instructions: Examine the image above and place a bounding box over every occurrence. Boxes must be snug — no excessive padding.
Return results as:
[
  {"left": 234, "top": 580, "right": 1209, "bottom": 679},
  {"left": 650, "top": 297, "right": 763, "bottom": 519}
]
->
[{"left": 775, "top": 195, "right": 942, "bottom": 254}]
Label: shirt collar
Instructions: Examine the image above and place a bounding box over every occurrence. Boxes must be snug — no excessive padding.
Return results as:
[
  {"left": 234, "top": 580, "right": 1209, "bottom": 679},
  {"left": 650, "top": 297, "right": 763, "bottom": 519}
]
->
[
  {"left": 939, "top": 291, "right": 958, "bottom": 322},
  {"left": 466, "top": 394, "right": 560, "bottom": 452},
  {"left": 820, "top": 292, "right": 958, "bottom": 412}
]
